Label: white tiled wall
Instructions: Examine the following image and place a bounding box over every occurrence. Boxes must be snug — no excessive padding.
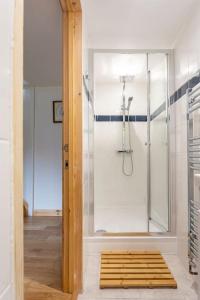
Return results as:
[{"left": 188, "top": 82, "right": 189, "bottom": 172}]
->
[
  {"left": 94, "top": 81, "right": 148, "bottom": 232},
  {"left": 82, "top": 3, "right": 93, "bottom": 235},
  {"left": 0, "top": 0, "right": 15, "bottom": 299},
  {"left": 174, "top": 96, "right": 188, "bottom": 268},
  {"left": 94, "top": 121, "right": 147, "bottom": 232},
  {"left": 174, "top": 2, "right": 200, "bottom": 89},
  {"left": 174, "top": 1, "right": 200, "bottom": 268},
  {"left": 149, "top": 53, "right": 169, "bottom": 230},
  {"left": 150, "top": 112, "right": 169, "bottom": 230}
]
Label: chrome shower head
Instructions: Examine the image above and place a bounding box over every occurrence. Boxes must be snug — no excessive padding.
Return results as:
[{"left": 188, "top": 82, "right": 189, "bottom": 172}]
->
[{"left": 128, "top": 97, "right": 133, "bottom": 102}]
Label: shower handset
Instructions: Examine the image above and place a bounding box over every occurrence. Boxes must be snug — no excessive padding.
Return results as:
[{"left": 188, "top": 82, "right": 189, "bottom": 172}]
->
[{"left": 127, "top": 97, "right": 133, "bottom": 110}]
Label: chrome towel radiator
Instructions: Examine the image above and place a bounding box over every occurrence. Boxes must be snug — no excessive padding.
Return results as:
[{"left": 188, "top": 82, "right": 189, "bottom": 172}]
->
[{"left": 187, "top": 83, "right": 200, "bottom": 275}]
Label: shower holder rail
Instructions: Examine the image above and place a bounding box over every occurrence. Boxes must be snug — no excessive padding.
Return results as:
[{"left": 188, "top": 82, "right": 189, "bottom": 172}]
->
[{"left": 117, "top": 150, "right": 133, "bottom": 153}]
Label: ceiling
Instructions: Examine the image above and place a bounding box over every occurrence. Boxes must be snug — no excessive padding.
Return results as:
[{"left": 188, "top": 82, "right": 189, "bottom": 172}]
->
[
  {"left": 24, "top": 0, "right": 62, "bottom": 86},
  {"left": 82, "top": 0, "right": 198, "bottom": 49}
]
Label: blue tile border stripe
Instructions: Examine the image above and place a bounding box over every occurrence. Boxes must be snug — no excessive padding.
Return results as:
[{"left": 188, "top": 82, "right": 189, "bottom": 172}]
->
[
  {"left": 95, "top": 115, "right": 147, "bottom": 122},
  {"left": 95, "top": 115, "right": 111, "bottom": 121},
  {"left": 170, "top": 74, "right": 200, "bottom": 105}
]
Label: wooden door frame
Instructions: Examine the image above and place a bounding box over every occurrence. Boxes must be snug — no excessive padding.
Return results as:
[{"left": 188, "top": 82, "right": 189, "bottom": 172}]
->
[
  {"left": 13, "top": 0, "right": 82, "bottom": 299},
  {"left": 60, "top": 0, "right": 83, "bottom": 296}
]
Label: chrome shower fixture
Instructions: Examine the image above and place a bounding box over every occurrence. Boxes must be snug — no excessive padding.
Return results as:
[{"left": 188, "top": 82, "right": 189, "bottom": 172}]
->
[
  {"left": 118, "top": 75, "right": 134, "bottom": 176},
  {"left": 120, "top": 75, "right": 135, "bottom": 83}
]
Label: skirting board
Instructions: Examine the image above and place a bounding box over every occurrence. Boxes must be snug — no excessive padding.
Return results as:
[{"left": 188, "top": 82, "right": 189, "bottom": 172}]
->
[{"left": 33, "top": 209, "right": 62, "bottom": 217}]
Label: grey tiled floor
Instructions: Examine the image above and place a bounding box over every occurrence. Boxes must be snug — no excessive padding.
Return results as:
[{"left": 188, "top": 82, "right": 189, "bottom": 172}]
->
[{"left": 78, "top": 254, "right": 198, "bottom": 300}]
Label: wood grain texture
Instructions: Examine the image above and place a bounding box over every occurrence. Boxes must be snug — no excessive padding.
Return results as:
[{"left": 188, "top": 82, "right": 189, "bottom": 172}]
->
[
  {"left": 102, "top": 259, "right": 165, "bottom": 264},
  {"left": 60, "top": 0, "right": 81, "bottom": 12},
  {"left": 100, "top": 279, "right": 177, "bottom": 288},
  {"left": 60, "top": 0, "right": 67, "bottom": 12},
  {"left": 13, "top": 0, "right": 24, "bottom": 299},
  {"left": 24, "top": 217, "right": 62, "bottom": 290},
  {"left": 62, "top": 10, "right": 70, "bottom": 294},
  {"left": 100, "top": 251, "right": 177, "bottom": 289},
  {"left": 62, "top": 8, "right": 82, "bottom": 296},
  {"left": 102, "top": 255, "right": 163, "bottom": 259},
  {"left": 102, "top": 251, "right": 161, "bottom": 255},
  {"left": 24, "top": 278, "right": 71, "bottom": 300},
  {"left": 66, "top": 0, "right": 81, "bottom": 12}
]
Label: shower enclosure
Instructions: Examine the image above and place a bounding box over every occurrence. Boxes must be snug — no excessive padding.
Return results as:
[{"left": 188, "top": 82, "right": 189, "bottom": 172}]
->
[{"left": 87, "top": 50, "right": 171, "bottom": 234}]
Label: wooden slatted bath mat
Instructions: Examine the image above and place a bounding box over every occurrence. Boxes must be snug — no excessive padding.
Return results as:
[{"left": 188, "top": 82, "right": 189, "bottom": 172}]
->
[{"left": 100, "top": 251, "right": 177, "bottom": 289}]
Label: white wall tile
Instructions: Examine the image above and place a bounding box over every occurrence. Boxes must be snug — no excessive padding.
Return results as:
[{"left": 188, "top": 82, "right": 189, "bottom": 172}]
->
[
  {"left": 176, "top": 152, "right": 188, "bottom": 268},
  {"left": 174, "top": 2, "right": 200, "bottom": 89},
  {"left": 94, "top": 121, "right": 147, "bottom": 232},
  {"left": 95, "top": 81, "right": 147, "bottom": 115},
  {"left": 174, "top": 2, "right": 200, "bottom": 271}
]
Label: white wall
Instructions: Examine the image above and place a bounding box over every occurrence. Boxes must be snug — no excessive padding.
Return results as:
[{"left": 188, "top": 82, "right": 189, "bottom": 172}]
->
[
  {"left": 24, "top": 0, "right": 62, "bottom": 87},
  {"left": 174, "top": 1, "right": 200, "bottom": 89},
  {"left": 23, "top": 87, "right": 34, "bottom": 215},
  {"left": 149, "top": 54, "right": 169, "bottom": 230},
  {"left": 174, "top": 1, "right": 200, "bottom": 268},
  {"left": 23, "top": 86, "right": 62, "bottom": 213},
  {"left": 0, "top": 0, "right": 15, "bottom": 299}
]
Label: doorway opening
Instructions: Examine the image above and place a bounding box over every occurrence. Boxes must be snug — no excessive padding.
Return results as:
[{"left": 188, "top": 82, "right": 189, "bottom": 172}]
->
[{"left": 23, "top": 0, "right": 63, "bottom": 292}]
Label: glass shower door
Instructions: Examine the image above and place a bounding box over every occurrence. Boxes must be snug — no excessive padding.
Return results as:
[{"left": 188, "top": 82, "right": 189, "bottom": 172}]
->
[{"left": 148, "top": 53, "right": 169, "bottom": 232}]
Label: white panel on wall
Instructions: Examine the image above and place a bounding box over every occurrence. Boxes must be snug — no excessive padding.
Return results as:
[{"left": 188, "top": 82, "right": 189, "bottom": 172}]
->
[
  {"left": 34, "top": 86, "right": 62, "bottom": 210},
  {"left": 94, "top": 121, "right": 147, "bottom": 232},
  {"left": 174, "top": 2, "right": 200, "bottom": 270},
  {"left": 93, "top": 55, "right": 148, "bottom": 232},
  {"left": 150, "top": 112, "right": 168, "bottom": 230},
  {"left": 95, "top": 82, "right": 147, "bottom": 116},
  {"left": 174, "top": 2, "right": 200, "bottom": 89},
  {"left": 0, "top": 0, "right": 14, "bottom": 299},
  {"left": 23, "top": 87, "right": 34, "bottom": 215},
  {"left": 175, "top": 96, "right": 188, "bottom": 269}
]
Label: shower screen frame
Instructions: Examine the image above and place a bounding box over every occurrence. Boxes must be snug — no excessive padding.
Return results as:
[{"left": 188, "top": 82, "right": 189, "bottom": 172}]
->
[{"left": 87, "top": 48, "right": 175, "bottom": 236}]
